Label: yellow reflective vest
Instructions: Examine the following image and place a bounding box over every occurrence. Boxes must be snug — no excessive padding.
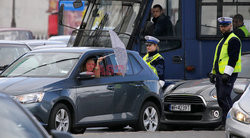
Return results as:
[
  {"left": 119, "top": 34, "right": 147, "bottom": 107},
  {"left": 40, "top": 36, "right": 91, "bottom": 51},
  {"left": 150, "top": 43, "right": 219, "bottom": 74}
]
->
[
  {"left": 212, "top": 33, "right": 242, "bottom": 74},
  {"left": 239, "top": 25, "right": 250, "bottom": 37},
  {"left": 143, "top": 53, "right": 163, "bottom": 76}
]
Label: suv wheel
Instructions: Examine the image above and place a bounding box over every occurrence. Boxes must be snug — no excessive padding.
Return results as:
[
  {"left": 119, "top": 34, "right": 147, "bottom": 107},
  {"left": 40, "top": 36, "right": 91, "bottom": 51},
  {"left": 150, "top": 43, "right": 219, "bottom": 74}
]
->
[
  {"left": 135, "top": 102, "right": 160, "bottom": 131},
  {"left": 48, "top": 103, "right": 72, "bottom": 132}
]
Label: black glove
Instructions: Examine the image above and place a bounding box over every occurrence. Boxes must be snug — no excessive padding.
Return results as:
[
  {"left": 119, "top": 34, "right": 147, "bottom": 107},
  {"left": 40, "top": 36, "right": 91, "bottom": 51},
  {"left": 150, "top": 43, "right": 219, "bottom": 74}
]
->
[
  {"left": 222, "top": 74, "right": 230, "bottom": 85},
  {"left": 209, "top": 73, "right": 216, "bottom": 84}
]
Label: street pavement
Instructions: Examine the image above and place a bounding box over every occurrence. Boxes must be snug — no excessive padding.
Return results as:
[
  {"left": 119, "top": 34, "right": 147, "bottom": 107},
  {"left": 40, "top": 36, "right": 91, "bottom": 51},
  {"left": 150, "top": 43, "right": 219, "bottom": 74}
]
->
[{"left": 74, "top": 127, "right": 225, "bottom": 138}]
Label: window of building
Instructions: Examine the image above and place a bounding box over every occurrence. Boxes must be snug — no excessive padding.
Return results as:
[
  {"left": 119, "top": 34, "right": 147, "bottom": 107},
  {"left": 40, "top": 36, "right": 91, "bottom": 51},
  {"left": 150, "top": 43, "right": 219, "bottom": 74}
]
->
[
  {"left": 198, "top": 0, "right": 250, "bottom": 39},
  {"left": 140, "top": 0, "right": 181, "bottom": 54}
]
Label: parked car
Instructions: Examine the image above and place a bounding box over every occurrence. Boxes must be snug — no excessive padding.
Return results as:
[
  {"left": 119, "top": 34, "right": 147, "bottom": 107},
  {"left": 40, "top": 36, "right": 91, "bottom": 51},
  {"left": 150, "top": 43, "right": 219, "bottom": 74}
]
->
[
  {"left": 0, "top": 40, "right": 31, "bottom": 72},
  {"left": 0, "top": 28, "right": 34, "bottom": 40},
  {"left": 33, "top": 45, "right": 67, "bottom": 50},
  {"left": 226, "top": 84, "right": 250, "bottom": 138},
  {"left": 161, "top": 53, "right": 250, "bottom": 129},
  {"left": 48, "top": 35, "right": 71, "bottom": 44},
  {"left": 0, "top": 92, "right": 72, "bottom": 138},
  {"left": 19, "top": 40, "right": 67, "bottom": 49},
  {"left": 0, "top": 47, "right": 163, "bottom": 133}
]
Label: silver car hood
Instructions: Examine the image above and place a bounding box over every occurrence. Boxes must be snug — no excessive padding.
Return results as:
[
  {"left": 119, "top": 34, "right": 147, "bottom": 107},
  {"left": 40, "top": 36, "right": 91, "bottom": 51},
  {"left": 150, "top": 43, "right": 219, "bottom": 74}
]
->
[
  {"left": 0, "top": 77, "right": 65, "bottom": 95},
  {"left": 168, "top": 78, "right": 249, "bottom": 102},
  {"left": 169, "top": 79, "right": 214, "bottom": 95}
]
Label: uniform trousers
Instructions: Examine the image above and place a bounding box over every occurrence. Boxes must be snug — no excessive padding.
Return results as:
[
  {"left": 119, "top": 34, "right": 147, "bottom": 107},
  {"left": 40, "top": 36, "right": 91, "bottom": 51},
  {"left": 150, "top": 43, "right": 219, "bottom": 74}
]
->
[{"left": 215, "top": 73, "right": 237, "bottom": 125}]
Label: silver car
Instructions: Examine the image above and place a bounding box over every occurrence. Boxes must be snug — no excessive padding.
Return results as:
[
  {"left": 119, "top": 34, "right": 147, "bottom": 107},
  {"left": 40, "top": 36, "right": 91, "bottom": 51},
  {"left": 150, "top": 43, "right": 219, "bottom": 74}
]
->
[{"left": 226, "top": 84, "right": 250, "bottom": 138}]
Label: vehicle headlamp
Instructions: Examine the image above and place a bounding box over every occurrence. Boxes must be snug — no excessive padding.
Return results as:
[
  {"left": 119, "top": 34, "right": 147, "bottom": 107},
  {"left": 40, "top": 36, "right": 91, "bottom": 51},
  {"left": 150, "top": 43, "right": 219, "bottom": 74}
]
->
[
  {"left": 164, "top": 84, "right": 175, "bottom": 94},
  {"left": 231, "top": 102, "right": 250, "bottom": 124},
  {"left": 209, "top": 90, "right": 217, "bottom": 99},
  {"left": 14, "top": 92, "right": 45, "bottom": 104}
]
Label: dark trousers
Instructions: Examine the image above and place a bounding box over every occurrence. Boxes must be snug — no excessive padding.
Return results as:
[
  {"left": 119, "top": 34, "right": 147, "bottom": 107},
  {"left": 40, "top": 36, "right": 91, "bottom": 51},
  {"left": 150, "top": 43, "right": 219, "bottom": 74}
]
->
[{"left": 215, "top": 73, "right": 237, "bottom": 125}]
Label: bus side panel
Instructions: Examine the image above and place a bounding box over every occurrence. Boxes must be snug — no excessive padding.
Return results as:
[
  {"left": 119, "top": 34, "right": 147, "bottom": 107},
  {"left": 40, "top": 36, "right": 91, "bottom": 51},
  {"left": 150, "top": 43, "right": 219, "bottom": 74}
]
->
[
  {"left": 164, "top": 48, "right": 185, "bottom": 79},
  {"left": 184, "top": 40, "right": 217, "bottom": 79}
]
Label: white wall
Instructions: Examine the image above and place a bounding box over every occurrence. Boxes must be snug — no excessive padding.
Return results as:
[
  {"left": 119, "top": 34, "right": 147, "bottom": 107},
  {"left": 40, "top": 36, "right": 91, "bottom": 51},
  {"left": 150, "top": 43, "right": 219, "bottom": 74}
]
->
[{"left": 0, "top": 0, "right": 49, "bottom": 37}]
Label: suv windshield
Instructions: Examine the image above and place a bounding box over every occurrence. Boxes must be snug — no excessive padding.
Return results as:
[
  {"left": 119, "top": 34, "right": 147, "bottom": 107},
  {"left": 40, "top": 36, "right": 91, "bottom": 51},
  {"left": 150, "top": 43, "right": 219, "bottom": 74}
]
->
[{"left": 73, "top": 0, "right": 140, "bottom": 47}]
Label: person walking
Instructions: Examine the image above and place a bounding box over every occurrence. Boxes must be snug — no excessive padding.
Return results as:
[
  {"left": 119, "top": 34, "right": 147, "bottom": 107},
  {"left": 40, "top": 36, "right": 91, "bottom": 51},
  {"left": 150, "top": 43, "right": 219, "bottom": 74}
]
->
[
  {"left": 209, "top": 17, "right": 242, "bottom": 130},
  {"left": 233, "top": 14, "right": 250, "bottom": 38},
  {"left": 143, "top": 36, "right": 165, "bottom": 81}
]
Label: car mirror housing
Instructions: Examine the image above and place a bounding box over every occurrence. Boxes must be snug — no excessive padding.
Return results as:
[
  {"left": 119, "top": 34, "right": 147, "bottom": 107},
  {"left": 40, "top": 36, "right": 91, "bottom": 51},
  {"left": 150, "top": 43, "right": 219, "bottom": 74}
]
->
[{"left": 77, "top": 72, "right": 95, "bottom": 80}]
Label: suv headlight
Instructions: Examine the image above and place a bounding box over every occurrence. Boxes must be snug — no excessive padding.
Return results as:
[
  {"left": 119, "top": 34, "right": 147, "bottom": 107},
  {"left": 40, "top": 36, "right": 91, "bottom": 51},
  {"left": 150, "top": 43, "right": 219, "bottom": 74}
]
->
[
  {"left": 231, "top": 102, "right": 250, "bottom": 124},
  {"left": 14, "top": 92, "right": 45, "bottom": 104}
]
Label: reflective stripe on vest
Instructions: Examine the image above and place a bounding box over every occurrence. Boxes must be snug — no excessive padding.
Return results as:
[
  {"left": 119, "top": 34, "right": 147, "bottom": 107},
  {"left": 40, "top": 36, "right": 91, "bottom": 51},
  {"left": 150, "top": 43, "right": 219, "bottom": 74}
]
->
[
  {"left": 212, "top": 33, "right": 242, "bottom": 74},
  {"left": 143, "top": 53, "right": 163, "bottom": 76},
  {"left": 239, "top": 25, "right": 250, "bottom": 37}
]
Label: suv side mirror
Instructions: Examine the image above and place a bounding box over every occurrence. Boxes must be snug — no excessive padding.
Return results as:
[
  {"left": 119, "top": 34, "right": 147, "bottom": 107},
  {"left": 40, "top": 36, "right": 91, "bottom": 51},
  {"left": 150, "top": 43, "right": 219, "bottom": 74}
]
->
[
  {"left": 77, "top": 72, "right": 95, "bottom": 80},
  {"left": 50, "top": 130, "right": 73, "bottom": 138}
]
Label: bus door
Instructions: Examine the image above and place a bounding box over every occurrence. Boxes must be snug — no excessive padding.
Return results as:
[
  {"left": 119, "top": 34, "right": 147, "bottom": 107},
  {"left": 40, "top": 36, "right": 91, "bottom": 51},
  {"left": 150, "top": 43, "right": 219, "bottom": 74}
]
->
[{"left": 139, "top": 0, "right": 184, "bottom": 79}]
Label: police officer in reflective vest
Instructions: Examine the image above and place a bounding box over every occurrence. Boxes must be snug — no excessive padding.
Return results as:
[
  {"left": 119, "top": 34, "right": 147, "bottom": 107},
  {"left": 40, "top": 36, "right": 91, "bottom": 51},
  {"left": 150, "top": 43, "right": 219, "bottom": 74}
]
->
[
  {"left": 233, "top": 14, "right": 250, "bottom": 38},
  {"left": 209, "top": 17, "right": 242, "bottom": 130},
  {"left": 143, "top": 36, "right": 165, "bottom": 81}
]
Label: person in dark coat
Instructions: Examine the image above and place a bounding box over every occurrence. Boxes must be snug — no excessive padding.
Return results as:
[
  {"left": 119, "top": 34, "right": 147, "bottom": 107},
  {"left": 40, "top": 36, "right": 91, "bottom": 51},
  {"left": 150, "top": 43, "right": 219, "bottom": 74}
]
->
[{"left": 152, "top": 4, "right": 173, "bottom": 36}]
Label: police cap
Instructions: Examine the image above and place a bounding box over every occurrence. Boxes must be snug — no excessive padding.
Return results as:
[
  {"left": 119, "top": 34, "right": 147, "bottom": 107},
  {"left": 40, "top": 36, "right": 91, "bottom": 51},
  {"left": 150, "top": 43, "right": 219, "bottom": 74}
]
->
[
  {"left": 145, "top": 35, "right": 160, "bottom": 45},
  {"left": 218, "top": 17, "right": 232, "bottom": 26}
]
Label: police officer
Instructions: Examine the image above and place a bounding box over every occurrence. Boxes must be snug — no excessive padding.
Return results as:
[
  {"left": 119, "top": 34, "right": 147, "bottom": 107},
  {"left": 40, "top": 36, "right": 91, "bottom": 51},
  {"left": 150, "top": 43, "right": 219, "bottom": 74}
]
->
[
  {"left": 233, "top": 14, "right": 250, "bottom": 38},
  {"left": 209, "top": 17, "right": 242, "bottom": 130},
  {"left": 143, "top": 36, "right": 165, "bottom": 81}
]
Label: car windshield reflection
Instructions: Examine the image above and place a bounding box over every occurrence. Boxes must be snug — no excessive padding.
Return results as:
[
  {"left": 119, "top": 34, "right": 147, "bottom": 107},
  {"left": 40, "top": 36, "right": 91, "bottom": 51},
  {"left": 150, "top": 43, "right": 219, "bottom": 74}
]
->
[{"left": 1, "top": 53, "right": 80, "bottom": 77}]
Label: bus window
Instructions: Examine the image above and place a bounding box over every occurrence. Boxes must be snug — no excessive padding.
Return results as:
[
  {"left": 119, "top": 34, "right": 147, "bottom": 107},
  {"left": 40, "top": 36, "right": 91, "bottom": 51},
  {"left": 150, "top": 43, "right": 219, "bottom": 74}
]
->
[
  {"left": 140, "top": 0, "right": 181, "bottom": 54},
  {"left": 198, "top": 0, "right": 250, "bottom": 39}
]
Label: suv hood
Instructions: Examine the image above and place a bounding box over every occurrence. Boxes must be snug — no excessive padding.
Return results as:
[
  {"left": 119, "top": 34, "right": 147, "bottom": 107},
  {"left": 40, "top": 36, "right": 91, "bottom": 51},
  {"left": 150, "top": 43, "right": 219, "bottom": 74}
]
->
[{"left": 0, "top": 77, "right": 65, "bottom": 95}]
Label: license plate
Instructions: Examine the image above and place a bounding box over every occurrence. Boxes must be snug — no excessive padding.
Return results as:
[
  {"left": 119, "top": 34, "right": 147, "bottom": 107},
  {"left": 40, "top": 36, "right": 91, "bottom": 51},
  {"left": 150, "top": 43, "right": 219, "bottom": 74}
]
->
[{"left": 170, "top": 104, "right": 191, "bottom": 112}]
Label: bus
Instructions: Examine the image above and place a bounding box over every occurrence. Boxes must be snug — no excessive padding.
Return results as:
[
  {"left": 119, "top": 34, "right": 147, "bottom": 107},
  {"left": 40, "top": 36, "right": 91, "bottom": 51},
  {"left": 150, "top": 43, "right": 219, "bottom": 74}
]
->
[{"left": 60, "top": 0, "right": 250, "bottom": 80}]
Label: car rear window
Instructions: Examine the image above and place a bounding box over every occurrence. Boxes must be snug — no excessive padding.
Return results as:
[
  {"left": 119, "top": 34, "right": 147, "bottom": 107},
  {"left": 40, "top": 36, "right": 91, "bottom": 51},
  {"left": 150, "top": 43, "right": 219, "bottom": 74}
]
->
[{"left": 129, "top": 54, "right": 143, "bottom": 75}]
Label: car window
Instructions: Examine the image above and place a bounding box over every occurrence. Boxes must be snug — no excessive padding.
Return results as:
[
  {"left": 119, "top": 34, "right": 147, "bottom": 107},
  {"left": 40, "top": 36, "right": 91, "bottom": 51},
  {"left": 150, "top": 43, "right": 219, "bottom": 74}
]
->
[
  {"left": 0, "top": 98, "right": 44, "bottom": 138},
  {"left": 0, "top": 30, "right": 33, "bottom": 40},
  {"left": 103, "top": 54, "right": 133, "bottom": 76},
  {"left": 129, "top": 54, "right": 143, "bottom": 75}
]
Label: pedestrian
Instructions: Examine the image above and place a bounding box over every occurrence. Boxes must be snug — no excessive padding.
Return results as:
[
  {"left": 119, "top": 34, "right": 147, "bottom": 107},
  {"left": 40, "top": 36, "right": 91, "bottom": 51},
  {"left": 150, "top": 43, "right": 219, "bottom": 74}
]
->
[
  {"left": 143, "top": 35, "right": 165, "bottom": 82},
  {"left": 233, "top": 14, "right": 250, "bottom": 38},
  {"left": 209, "top": 17, "right": 242, "bottom": 130},
  {"left": 152, "top": 4, "right": 173, "bottom": 36}
]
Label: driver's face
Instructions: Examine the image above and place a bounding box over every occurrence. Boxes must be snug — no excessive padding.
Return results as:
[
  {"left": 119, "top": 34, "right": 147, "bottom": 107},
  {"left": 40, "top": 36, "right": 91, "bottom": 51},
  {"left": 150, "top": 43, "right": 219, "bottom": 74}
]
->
[{"left": 86, "top": 59, "right": 96, "bottom": 72}]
